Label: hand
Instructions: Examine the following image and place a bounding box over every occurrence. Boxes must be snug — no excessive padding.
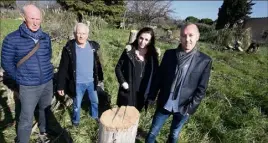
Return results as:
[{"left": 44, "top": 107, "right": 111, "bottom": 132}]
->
[
  {"left": 122, "top": 82, "right": 129, "bottom": 90},
  {"left": 57, "top": 90, "right": 65, "bottom": 96},
  {"left": 125, "top": 45, "right": 132, "bottom": 52},
  {"left": 97, "top": 81, "right": 104, "bottom": 90}
]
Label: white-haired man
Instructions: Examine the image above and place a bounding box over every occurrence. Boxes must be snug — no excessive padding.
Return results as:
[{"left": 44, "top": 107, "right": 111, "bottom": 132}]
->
[{"left": 57, "top": 23, "right": 103, "bottom": 126}]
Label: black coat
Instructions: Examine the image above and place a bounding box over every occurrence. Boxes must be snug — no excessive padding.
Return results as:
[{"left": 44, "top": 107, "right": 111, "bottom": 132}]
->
[
  {"left": 57, "top": 39, "right": 104, "bottom": 96},
  {"left": 115, "top": 47, "right": 159, "bottom": 110},
  {"left": 148, "top": 48, "right": 212, "bottom": 115}
]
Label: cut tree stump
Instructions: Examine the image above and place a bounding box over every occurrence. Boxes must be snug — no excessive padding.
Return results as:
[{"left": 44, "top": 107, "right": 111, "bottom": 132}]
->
[
  {"left": 128, "top": 30, "right": 138, "bottom": 44},
  {"left": 98, "top": 106, "right": 140, "bottom": 143}
]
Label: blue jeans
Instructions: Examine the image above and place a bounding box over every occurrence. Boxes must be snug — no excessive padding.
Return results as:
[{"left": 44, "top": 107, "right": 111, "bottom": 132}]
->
[
  {"left": 72, "top": 82, "right": 98, "bottom": 124},
  {"left": 17, "top": 80, "right": 53, "bottom": 143},
  {"left": 146, "top": 108, "right": 189, "bottom": 143}
]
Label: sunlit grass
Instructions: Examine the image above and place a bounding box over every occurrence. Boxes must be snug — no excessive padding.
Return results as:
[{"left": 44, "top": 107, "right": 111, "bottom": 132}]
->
[{"left": 0, "top": 18, "right": 268, "bottom": 143}]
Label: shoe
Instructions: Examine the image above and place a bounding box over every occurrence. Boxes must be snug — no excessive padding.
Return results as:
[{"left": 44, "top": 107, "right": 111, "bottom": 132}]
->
[{"left": 39, "top": 132, "right": 50, "bottom": 143}]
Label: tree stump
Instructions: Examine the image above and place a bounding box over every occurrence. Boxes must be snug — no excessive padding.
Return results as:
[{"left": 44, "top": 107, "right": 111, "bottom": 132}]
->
[
  {"left": 98, "top": 106, "right": 140, "bottom": 143},
  {"left": 128, "top": 30, "right": 138, "bottom": 44}
]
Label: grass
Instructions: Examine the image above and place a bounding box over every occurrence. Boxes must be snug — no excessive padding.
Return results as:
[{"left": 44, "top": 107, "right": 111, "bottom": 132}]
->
[{"left": 0, "top": 18, "right": 268, "bottom": 143}]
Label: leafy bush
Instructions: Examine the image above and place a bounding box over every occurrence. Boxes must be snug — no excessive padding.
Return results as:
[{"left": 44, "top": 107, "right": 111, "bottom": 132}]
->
[
  {"left": 0, "top": 9, "right": 20, "bottom": 19},
  {"left": 199, "top": 18, "right": 214, "bottom": 25},
  {"left": 42, "top": 9, "right": 77, "bottom": 41},
  {"left": 154, "top": 27, "right": 166, "bottom": 40},
  {"left": 57, "top": 0, "right": 126, "bottom": 27},
  {"left": 197, "top": 23, "right": 218, "bottom": 43},
  {"left": 185, "top": 16, "right": 199, "bottom": 23},
  {"left": 196, "top": 23, "right": 252, "bottom": 50},
  {"left": 215, "top": 28, "right": 236, "bottom": 47},
  {"left": 81, "top": 15, "right": 108, "bottom": 34},
  {"left": 215, "top": 27, "right": 252, "bottom": 50}
]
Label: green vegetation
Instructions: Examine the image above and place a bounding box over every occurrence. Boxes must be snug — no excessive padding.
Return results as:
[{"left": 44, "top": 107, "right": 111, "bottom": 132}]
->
[
  {"left": 0, "top": 16, "right": 268, "bottom": 143},
  {"left": 199, "top": 18, "right": 214, "bottom": 25},
  {"left": 0, "top": 0, "right": 16, "bottom": 9},
  {"left": 185, "top": 16, "right": 199, "bottom": 23},
  {"left": 216, "top": 0, "right": 255, "bottom": 30},
  {"left": 56, "top": 0, "right": 126, "bottom": 26}
]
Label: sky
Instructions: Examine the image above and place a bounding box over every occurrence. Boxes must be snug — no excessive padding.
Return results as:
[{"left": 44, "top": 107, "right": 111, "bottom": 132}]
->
[
  {"left": 15, "top": 0, "right": 268, "bottom": 20},
  {"left": 170, "top": 1, "right": 268, "bottom": 20}
]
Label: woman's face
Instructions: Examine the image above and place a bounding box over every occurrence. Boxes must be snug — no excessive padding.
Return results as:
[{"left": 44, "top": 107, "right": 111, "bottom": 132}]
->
[{"left": 138, "top": 32, "right": 152, "bottom": 49}]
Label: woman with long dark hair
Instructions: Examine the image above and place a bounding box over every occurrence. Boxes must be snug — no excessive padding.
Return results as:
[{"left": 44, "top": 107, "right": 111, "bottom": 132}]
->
[{"left": 115, "top": 27, "right": 159, "bottom": 111}]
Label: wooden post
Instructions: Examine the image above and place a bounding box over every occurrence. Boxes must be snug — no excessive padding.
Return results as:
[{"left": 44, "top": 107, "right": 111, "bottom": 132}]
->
[
  {"left": 98, "top": 106, "right": 140, "bottom": 143},
  {"left": 128, "top": 30, "right": 138, "bottom": 44}
]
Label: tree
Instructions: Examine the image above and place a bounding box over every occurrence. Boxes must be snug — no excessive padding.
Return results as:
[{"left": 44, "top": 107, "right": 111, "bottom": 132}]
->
[
  {"left": 199, "top": 18, "right": 214, "bottom": 25},
  {"left": 0, "top": 0, "right": 16, "bottom": 9},
  {"left": 216, "top": 0, "right": 255, "bottom": 30},
  {"left": 57, "top": 0, "right": 126, "bottom": 26},
  {"left": 16, "top": 1, "right": 60, "bottom": 9},
  {"left": 185, "top": 16, "right": 199, "bottom": 23},
  {"left": 126, "top": 1, "right": 173, "bottom": 25}
]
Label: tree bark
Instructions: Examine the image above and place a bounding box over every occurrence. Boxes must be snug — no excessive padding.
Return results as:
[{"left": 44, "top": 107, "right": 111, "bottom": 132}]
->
[
  {"left": 98, "top": 106, "right": 140, "bottom": 143},
  {"left": 128, "top": 30, "right": 138, "bottom": 44}
]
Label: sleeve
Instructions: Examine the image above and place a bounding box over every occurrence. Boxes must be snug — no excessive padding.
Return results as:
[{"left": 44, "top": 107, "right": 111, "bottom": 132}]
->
[
  {"left": 96, "top": 51, "right": 104, "bottom": 81},
  {"left": 1, "top": 36, "right": 17, "bottom": 80},
  {"left": 115, "top": 50, "right": 127, "bottom": 85},
  {"left": 57, "top": 46, "right": 70, "bottom": 90}
]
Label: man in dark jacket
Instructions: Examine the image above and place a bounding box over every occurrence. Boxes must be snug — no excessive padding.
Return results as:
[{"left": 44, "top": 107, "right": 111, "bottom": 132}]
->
[
  {"left": 146, "top": 23, "right": 212, "bottom": 143},
  {"left": 57, "top": 23, "right": 103, "bottom": 126},
  {"left": 1, "top": 4, "right": 54, "bottom": 143}
]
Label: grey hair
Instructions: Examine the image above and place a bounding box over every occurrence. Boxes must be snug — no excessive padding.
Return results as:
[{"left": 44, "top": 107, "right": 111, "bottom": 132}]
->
[
  {"left": 73, "top": 23, "right": 89, "bottom": 34},
  {"left": 21, "top": 4, "right": 41, "bottom": 17}
]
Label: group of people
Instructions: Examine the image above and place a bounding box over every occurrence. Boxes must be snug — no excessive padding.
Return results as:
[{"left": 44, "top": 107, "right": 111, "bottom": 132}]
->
[{"left": 1, "top": 4, "right": 212, "bottom": 143}]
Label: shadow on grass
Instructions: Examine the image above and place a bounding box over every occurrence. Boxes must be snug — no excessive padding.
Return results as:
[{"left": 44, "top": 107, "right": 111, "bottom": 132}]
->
[
  {"left": 46, "top": 106, "right": 73, "bottom": 143},
  {"left": 0, "top": 89, "right": 14, "bottom": 143}
]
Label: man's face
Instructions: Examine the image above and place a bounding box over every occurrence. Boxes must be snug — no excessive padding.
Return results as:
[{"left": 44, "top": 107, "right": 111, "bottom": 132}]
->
[
  {"left": 138, "top": 33, "right": 152, "bottom": 49},
  {"left": 180, "top": 25, "right": 200, "bottom": 52},
  {"left": 75, "top": 26, "right": 89, "bottom": 45},
  {"left": 24, "top": 6, "right": 42, "bottom": 32}
]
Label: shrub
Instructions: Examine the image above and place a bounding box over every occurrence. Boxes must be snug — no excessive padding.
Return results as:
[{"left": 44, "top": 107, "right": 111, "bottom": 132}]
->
[
  {"left": 185, "top": 16, "right": 199, "bottom": 23},
  {"left": 196, "top": 23, "right": 252, "bottom": 51},
  {"left": 199, "top": 18, "right": 214, "bottom": 25},
  {"left": 81, "top": 15, "right": 108, "bottom": 33},
  {"left": 215, "top": 27, "right": 252, "bottom": 50},
  {"left": 197, "top": 23, "right": 218, "bottom": 43},
  {"left": 42, "top": 9, "right": 77, "bottom": 41},
  {"left": 0, "top": 9, "right": 20, "bottom": 19},
  {"left": 215, "top": 28, "right": 236, "bottom": 47}
]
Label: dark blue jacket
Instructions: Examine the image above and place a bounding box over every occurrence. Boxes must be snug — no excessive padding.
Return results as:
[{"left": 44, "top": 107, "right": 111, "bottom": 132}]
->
[{"left": 1, "top": 26, "right": 53, "bottom": 86}]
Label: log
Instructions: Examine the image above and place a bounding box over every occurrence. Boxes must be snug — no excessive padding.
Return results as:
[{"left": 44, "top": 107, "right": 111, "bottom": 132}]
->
[
  {"left": 98, "top": 106, "right": 140, "bottom": 143},
  {"left": 128, "top": 30, "right": 138, "bottom": 44}
]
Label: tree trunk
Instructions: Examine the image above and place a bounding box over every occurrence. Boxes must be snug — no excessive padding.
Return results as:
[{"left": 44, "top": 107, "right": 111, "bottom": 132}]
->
[
  {"left": 128, "top": 30, "right": 138, "bottom": 44},
  {"left": 98, "top": 106, "right": 140, "bottom": 143}
]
